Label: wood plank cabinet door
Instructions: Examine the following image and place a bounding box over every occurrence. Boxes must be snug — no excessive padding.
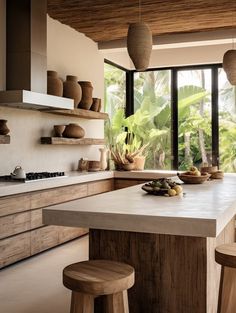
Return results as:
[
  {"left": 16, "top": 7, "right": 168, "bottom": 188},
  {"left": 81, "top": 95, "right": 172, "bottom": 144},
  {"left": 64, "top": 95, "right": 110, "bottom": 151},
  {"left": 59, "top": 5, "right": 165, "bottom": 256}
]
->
[
  {"left": 30, "top": 226, "right": 59, "bottom": 255},
  {"left": 0, "top": 194, "right": 31, "bottom": 217},
  {"left": 87, "top": 179, "right": 114, "bottom": 196},
  {"left": 114, "top": 179, "right": 148, "bottom": 190},
  {"left": 58, "top": 226, "right": 88, "bottom": 244},
  {"left": 0, "top": 233, "right": 31, "bottom": 268},
  {"left": 0, "top": 211, "right": 31, "bottom": 240}
]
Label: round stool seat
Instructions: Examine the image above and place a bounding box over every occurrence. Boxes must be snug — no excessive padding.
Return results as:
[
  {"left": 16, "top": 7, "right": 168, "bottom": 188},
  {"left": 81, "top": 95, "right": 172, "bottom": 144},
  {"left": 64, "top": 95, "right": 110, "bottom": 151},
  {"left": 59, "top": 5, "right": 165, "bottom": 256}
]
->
[
  {"left": 215, "top": 243, "right": 236, "bottom": 268},
  {"left": 63, "top": 259, "right": 135, "bottom": 296}
]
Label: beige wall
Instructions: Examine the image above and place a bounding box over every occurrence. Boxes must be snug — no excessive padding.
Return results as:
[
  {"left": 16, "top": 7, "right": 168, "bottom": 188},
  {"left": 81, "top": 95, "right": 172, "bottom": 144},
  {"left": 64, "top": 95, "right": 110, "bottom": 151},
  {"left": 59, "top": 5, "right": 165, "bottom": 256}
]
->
[
  {"left": 0, "top": 0, "right": 104, "bottom": 175},
  {"left": 102, "top": 42, "right": 228, "bottom": 69}
]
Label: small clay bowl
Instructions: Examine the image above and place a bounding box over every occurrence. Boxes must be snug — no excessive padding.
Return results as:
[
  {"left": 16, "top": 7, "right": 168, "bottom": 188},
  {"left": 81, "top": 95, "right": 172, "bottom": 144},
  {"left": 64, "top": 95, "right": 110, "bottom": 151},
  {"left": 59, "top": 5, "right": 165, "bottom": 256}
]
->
[
  {"left": 211, "top": 171, "right": 224, "bottom": 179},
  {"left": 88, "top": 160, "right": 101, "bottom": 172},
  {"left": 177, "top": 172, "right": 210, "bottom": 184},
  {"left": 54, "top": 125, "right": 66, "bottom": 137}
]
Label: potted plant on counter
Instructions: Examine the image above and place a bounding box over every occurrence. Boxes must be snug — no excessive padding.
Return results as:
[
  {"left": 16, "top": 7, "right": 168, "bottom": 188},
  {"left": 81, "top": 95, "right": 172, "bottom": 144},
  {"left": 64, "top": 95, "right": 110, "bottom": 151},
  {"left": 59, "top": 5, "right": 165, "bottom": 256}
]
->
[{"left": 105, "top": 108, "right": 148, "bottom": 171}]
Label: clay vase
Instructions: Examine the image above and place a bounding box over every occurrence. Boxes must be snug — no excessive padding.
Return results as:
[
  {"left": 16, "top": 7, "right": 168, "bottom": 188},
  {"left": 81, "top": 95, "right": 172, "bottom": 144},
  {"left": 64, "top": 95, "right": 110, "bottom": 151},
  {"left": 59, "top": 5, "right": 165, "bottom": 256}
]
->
[
  {"left": 63, "top": 123, "right": 85, "bottom": 139},
  {"left": 54, "top": 125, "right": 66, "bottom": 137},
  {"left": 0, "top": 120, "right": 10, "bottom": 135},
  {"left": 78, "top": 81, "right": 93, "bottom": 109},
  {"left": 63, "top": 75, "right": 82, "bottom": 108},
  {"left": 90, "top": 98, "right": 100, "bottom": 111},
  {"left": 47, "top": 71, "right": 63, "bottom": 97},
  {"left": 99, "top": 147, "right": 108, "bottom": 170}
]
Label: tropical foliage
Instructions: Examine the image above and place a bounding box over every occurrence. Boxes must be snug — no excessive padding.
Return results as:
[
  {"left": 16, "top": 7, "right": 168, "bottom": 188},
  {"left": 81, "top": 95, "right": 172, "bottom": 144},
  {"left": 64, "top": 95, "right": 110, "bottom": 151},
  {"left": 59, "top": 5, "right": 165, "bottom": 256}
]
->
[{"left": 104, "top": 64, "right": 236, "bottom": 172}]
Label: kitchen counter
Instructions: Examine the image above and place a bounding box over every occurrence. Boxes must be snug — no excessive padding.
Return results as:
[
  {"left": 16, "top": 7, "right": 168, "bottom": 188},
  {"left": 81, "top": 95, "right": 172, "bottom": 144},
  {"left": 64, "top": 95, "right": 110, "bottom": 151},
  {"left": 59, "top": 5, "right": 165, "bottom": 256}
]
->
[
  {"left": 43, "top": 175, "right": 236, "bottom": 237},
  {"left": 0, "top": 170, "right": 176, "bottom": 197},
  {"left": 43, "top": 174, "right": 236, "bottom": 313}
]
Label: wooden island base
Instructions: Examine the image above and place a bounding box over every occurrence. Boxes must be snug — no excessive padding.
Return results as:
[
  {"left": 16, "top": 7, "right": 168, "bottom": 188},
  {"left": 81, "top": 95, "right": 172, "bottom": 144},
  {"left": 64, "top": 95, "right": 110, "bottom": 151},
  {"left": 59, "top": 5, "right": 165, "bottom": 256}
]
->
[{"left": 89, "top": 220, "right": 235, "bottom": 313}]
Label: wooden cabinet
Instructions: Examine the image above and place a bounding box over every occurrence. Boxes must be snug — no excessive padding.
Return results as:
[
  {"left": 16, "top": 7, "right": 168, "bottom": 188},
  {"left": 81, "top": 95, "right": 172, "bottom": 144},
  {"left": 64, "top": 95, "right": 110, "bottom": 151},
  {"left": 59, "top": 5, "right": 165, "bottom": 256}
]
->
[
  {"left": 114, "top": 179, "right": 148, "bottom": 190},
  {"left": 0, "top": 179, "right": 113, "bottom": 268}
]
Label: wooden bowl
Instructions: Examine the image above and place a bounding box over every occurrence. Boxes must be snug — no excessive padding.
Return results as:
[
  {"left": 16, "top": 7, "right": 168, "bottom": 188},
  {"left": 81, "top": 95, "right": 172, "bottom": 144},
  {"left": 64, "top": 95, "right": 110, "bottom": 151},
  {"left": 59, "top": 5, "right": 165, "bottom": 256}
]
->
[
  {"left": 122, "top": 163, "right": 135, "bottom": 171},
  {"left": 88, "top": 161, "right": 101, "bottom": 172},
  {"left": 211, "top": 171, "right": 224, "bottom": 179},
  {"left": 177, "top": 172, "right": 210, "bottom": 184},
  {"left": 200, "top": 165, "right": 218, "bottom": 175}
]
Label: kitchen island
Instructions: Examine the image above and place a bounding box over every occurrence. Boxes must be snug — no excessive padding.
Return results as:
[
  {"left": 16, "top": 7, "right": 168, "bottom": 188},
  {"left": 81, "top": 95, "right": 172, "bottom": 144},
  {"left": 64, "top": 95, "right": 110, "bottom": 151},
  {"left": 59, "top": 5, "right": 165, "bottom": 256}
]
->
[{"left": 43, "top": 175, "right": 236, "bottom": 313}]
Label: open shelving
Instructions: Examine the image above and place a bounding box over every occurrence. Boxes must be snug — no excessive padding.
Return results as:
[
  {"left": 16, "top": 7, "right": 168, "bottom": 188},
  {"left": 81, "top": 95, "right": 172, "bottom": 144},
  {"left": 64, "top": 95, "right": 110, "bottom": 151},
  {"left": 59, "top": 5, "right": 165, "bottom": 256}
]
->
[
  {"left": 41, "top": 137, "right": 105, "bottom": 145},
  {"left": 44, "top": 108, "right": 109, "bottom": 120}
]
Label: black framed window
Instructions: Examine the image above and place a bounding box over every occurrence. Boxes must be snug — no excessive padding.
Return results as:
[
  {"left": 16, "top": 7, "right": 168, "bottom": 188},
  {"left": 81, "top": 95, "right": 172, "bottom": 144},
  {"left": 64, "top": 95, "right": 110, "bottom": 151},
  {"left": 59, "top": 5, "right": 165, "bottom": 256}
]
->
[{"left": 104, "top": 60, "right": 236, "bottom": 173}]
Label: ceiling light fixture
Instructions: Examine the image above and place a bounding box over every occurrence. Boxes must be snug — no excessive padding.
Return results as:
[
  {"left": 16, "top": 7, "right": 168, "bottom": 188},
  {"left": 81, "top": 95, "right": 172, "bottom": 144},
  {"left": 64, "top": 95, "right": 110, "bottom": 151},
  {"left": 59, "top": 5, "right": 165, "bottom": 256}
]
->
[
  {"left": 222, "top": 8, "right": 236, "bottom": 85},
  {"left": 127, "top": 0, "right": 153, "bottom": 71}
]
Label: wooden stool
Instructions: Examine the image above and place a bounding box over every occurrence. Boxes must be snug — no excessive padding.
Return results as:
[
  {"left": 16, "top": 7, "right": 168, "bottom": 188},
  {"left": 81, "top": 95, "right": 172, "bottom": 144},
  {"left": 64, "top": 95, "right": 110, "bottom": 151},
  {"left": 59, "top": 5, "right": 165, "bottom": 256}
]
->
[
  {"left": 215, "top": 243, "right": 236, "bottom": 313},
  {"left": 63, "top": 259, "right": 135, "bottom": 313}
]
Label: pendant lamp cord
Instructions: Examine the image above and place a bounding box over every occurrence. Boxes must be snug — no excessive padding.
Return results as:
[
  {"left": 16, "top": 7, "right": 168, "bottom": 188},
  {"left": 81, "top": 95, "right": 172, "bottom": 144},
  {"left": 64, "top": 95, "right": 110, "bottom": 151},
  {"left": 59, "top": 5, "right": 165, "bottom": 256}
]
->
[{"left": 139, "top": 0, "right": 141, "bottom": 22}]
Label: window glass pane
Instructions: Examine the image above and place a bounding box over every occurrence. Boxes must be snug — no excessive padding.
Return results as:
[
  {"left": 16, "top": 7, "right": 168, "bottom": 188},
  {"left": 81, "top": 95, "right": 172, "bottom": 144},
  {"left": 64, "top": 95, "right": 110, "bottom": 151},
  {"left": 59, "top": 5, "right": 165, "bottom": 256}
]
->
[
  {"left": 104, "top": 63, "right": 126, "bottom": 118},
  {"left": 134, "top": 70, "right": 171, "bottom": 169},
  {"left": 177, "top": 69, "right": 212, "bottom": 170},
  {"left": 218, "top": 68, "right": 236, "bottom": 173}
]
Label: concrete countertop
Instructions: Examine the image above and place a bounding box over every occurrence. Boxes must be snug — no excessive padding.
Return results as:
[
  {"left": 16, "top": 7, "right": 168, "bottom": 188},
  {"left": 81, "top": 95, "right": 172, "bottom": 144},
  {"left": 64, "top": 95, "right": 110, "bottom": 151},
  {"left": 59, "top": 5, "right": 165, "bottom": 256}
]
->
[
  {"left": 0, "top": 170, "right": 177, "bottom": 197},
  {"left": 43, "top": 174, "right": 236, "bottom": 238}
]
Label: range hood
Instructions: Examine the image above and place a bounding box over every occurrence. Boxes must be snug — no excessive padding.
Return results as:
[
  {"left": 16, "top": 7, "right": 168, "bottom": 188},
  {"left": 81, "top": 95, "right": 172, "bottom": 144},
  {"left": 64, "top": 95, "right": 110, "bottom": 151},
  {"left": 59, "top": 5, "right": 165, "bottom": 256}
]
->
[{"left": 0, "top": 0, "right": 73, "bottom": 111}]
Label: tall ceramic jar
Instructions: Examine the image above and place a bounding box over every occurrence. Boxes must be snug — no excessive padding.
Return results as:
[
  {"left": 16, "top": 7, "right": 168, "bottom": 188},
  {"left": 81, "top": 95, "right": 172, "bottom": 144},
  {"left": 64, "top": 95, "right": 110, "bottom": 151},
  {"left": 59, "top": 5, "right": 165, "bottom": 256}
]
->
[
  {"left": 99, "top": 147, "right": 108, "bottom": 171},
  {"left": 47, "top": 70, "right": 63, "bottom": 97},
  {"left": 0, "top": 120, "right": 10, "bottom": 135},
  {"left": 78, "top": 81, "right": 93, "bottom": 110},
  {"left": 63, "top": 75, "right": 82, "bottom": 108}
]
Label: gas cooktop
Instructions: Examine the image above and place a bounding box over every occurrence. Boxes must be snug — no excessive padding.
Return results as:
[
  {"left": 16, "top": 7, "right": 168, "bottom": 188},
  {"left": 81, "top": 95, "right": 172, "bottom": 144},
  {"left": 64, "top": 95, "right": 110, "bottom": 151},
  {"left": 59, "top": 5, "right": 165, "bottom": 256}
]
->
[{"left": 0, "top": 172, "right": 66, "bottom": 183}]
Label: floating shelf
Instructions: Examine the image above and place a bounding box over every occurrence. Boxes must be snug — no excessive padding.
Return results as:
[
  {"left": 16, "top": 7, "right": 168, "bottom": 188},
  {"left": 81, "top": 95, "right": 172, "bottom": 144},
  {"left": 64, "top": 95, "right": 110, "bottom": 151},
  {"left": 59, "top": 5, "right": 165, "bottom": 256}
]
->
[
  {"left": 41, "top": 137, "right": 105, "bottom": 145},
  {"left": 0, "top": 135, "right": 10, "bottom": 144},
  {"left": 44, "top": 108, "right": 109, "bottom": 120}
]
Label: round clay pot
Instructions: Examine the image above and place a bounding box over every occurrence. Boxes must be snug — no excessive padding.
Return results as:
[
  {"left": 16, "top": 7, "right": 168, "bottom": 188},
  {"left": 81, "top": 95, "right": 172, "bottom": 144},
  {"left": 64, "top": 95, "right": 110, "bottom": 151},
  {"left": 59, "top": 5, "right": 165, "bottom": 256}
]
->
[
  {"left": 134, "top": 156, "right": 146, "bottom": 170},
  {"left": 97, "top": 98, "right": 102, "bottom": 112},
  {"left": 47, "top": 70, "right": 63, "bottom": 97},
  {"left": 90, "top": 98, "right": 100, "bottom": 111},
  {"left": 63, "top": 123, "right": 85, "bottom": 139},
  {"left": 78, "top": 81, "right": 93, "bottom": 109},
  {"left": 0, "top": 120, "right": 10, "bottom": 135},
  {"left": 63, "top": 75, "right": 82, "bottom": 108},
  {"left": 54, "top": 125, "right": 66, "bottom": 137}
]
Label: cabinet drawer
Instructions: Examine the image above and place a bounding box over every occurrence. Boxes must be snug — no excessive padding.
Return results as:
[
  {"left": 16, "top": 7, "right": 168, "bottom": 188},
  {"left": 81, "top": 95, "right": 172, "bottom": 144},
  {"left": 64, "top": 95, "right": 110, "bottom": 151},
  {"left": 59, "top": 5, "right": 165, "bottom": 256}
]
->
[
  {"left": 31, "top": 209, "right": 44, "bottom": 229},
  {"left": 0, "top": 211, "right": 31, "bottom": 239},
  {"left": 0, "top": 194, "right": 31, "bottom": 217},
  {"left": 31, "top": 184, "right": 88, "bottom": 209},
  {"left": 30, "top": 225, "right": 59, "bottom": 255},
  {"left": 87, "top": 179, "right": 113, "bottom": 196},
  {"left": 0, "top": 232, "right": 30, "bottom": 268},
  {"left": 58, "top": 226, "right": 88, "bottom": 244}
]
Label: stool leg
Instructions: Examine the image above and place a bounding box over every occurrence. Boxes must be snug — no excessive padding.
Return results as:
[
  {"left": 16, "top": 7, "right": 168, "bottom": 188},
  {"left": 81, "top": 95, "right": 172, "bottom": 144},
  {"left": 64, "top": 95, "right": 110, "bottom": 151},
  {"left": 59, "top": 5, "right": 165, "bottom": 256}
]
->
[
  {"left": 104, "top": 290, "right": 129, "bottom": 313},
  {"left": 218, "top": 266, "right": 236, "bottom": 313},
  {"left": 70, "top": 291, "right": 94, "bottom": 313}
]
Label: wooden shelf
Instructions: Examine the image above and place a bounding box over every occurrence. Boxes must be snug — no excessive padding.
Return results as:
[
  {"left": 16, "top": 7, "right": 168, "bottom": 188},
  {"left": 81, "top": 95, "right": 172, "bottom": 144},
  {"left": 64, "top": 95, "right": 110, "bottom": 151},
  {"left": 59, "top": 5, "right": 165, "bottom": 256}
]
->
[
  {"left": 41, "top": 137, "right": 105, "bottom": 145},
  {"left": 44, "top": 108, "right": 109, "bottom": 120},
  {"left": 0, "top": 135, "right": 10, "bottom": 144}
]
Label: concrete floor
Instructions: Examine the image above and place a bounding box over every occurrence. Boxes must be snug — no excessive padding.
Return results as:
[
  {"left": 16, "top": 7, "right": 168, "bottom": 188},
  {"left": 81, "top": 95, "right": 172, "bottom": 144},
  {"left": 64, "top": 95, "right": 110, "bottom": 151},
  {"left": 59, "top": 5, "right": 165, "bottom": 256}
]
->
[{"left": 0, "top": 235, "right": 89, "bottom": 313}]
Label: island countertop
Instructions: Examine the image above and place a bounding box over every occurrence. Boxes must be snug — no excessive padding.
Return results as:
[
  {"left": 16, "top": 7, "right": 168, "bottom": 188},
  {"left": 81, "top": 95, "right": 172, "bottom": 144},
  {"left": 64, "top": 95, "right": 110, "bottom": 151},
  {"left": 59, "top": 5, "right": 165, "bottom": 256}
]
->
[{"left": 43, "top": 174, "right": 236, "bottom": 238}]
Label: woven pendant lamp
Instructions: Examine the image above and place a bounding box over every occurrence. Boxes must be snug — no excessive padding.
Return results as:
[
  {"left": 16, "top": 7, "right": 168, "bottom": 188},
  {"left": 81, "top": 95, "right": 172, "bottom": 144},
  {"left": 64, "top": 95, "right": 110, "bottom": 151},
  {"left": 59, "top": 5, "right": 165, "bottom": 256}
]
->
[
  {"left": 127, "top": 0, "right": 152, "bottom": 71},
  {"left": 223, "top": 49, "right": 236, "bottom": 85}
]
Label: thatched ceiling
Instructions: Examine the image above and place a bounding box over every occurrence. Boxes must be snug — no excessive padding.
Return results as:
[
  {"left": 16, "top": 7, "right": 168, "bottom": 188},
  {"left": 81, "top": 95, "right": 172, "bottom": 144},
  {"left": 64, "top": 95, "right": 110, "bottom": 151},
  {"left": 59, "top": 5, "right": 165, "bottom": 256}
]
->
[{"left": 47, "top": 0, "right": 236, "bottom": 44}]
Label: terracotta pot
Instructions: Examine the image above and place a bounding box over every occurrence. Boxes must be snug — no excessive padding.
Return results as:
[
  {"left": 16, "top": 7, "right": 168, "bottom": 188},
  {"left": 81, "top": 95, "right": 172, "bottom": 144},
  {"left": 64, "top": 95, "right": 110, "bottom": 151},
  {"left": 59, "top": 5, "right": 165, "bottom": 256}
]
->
[
  {"left": 223, "top": 50, "right": 236, "bottom": 85},
  {"left": 127, "top": 22, "right": 152, "bottom": 71},
  {"left": 54, "top": 125, "right": 66, "bottom": 137},
  {"left": 97, "top": 99, "right": 102, "bottom": 112},
  {"left": 0, "top": 120, "right": 10, "bottom": 135},
  {"left": 78, "top": 81, "right": 93, "bottom": 109},
  {"left": 88, "top": 160, "right": 101, "bottom": 172},
  {"left": 90, "top": 98, "right": 100, "bottom": 111},
  {"left": 47, "top": 70, "right": 63, "bottom": 97},
  {"left": 63, "top": 123, "right": 85, "bottom": 138},
  {"left": 63, "top": 75, "right": 82, "bottom": 108}
]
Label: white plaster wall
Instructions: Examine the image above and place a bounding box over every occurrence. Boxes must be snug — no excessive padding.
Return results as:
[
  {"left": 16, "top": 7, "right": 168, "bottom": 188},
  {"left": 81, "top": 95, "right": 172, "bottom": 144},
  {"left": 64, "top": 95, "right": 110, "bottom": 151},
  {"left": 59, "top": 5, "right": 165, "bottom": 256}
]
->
[
  {"left": 0, "top": 0, "right": 104, "bottom": 175},
  {"left": 102, "top": 42, "right": 229, "bottom": 70}
]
